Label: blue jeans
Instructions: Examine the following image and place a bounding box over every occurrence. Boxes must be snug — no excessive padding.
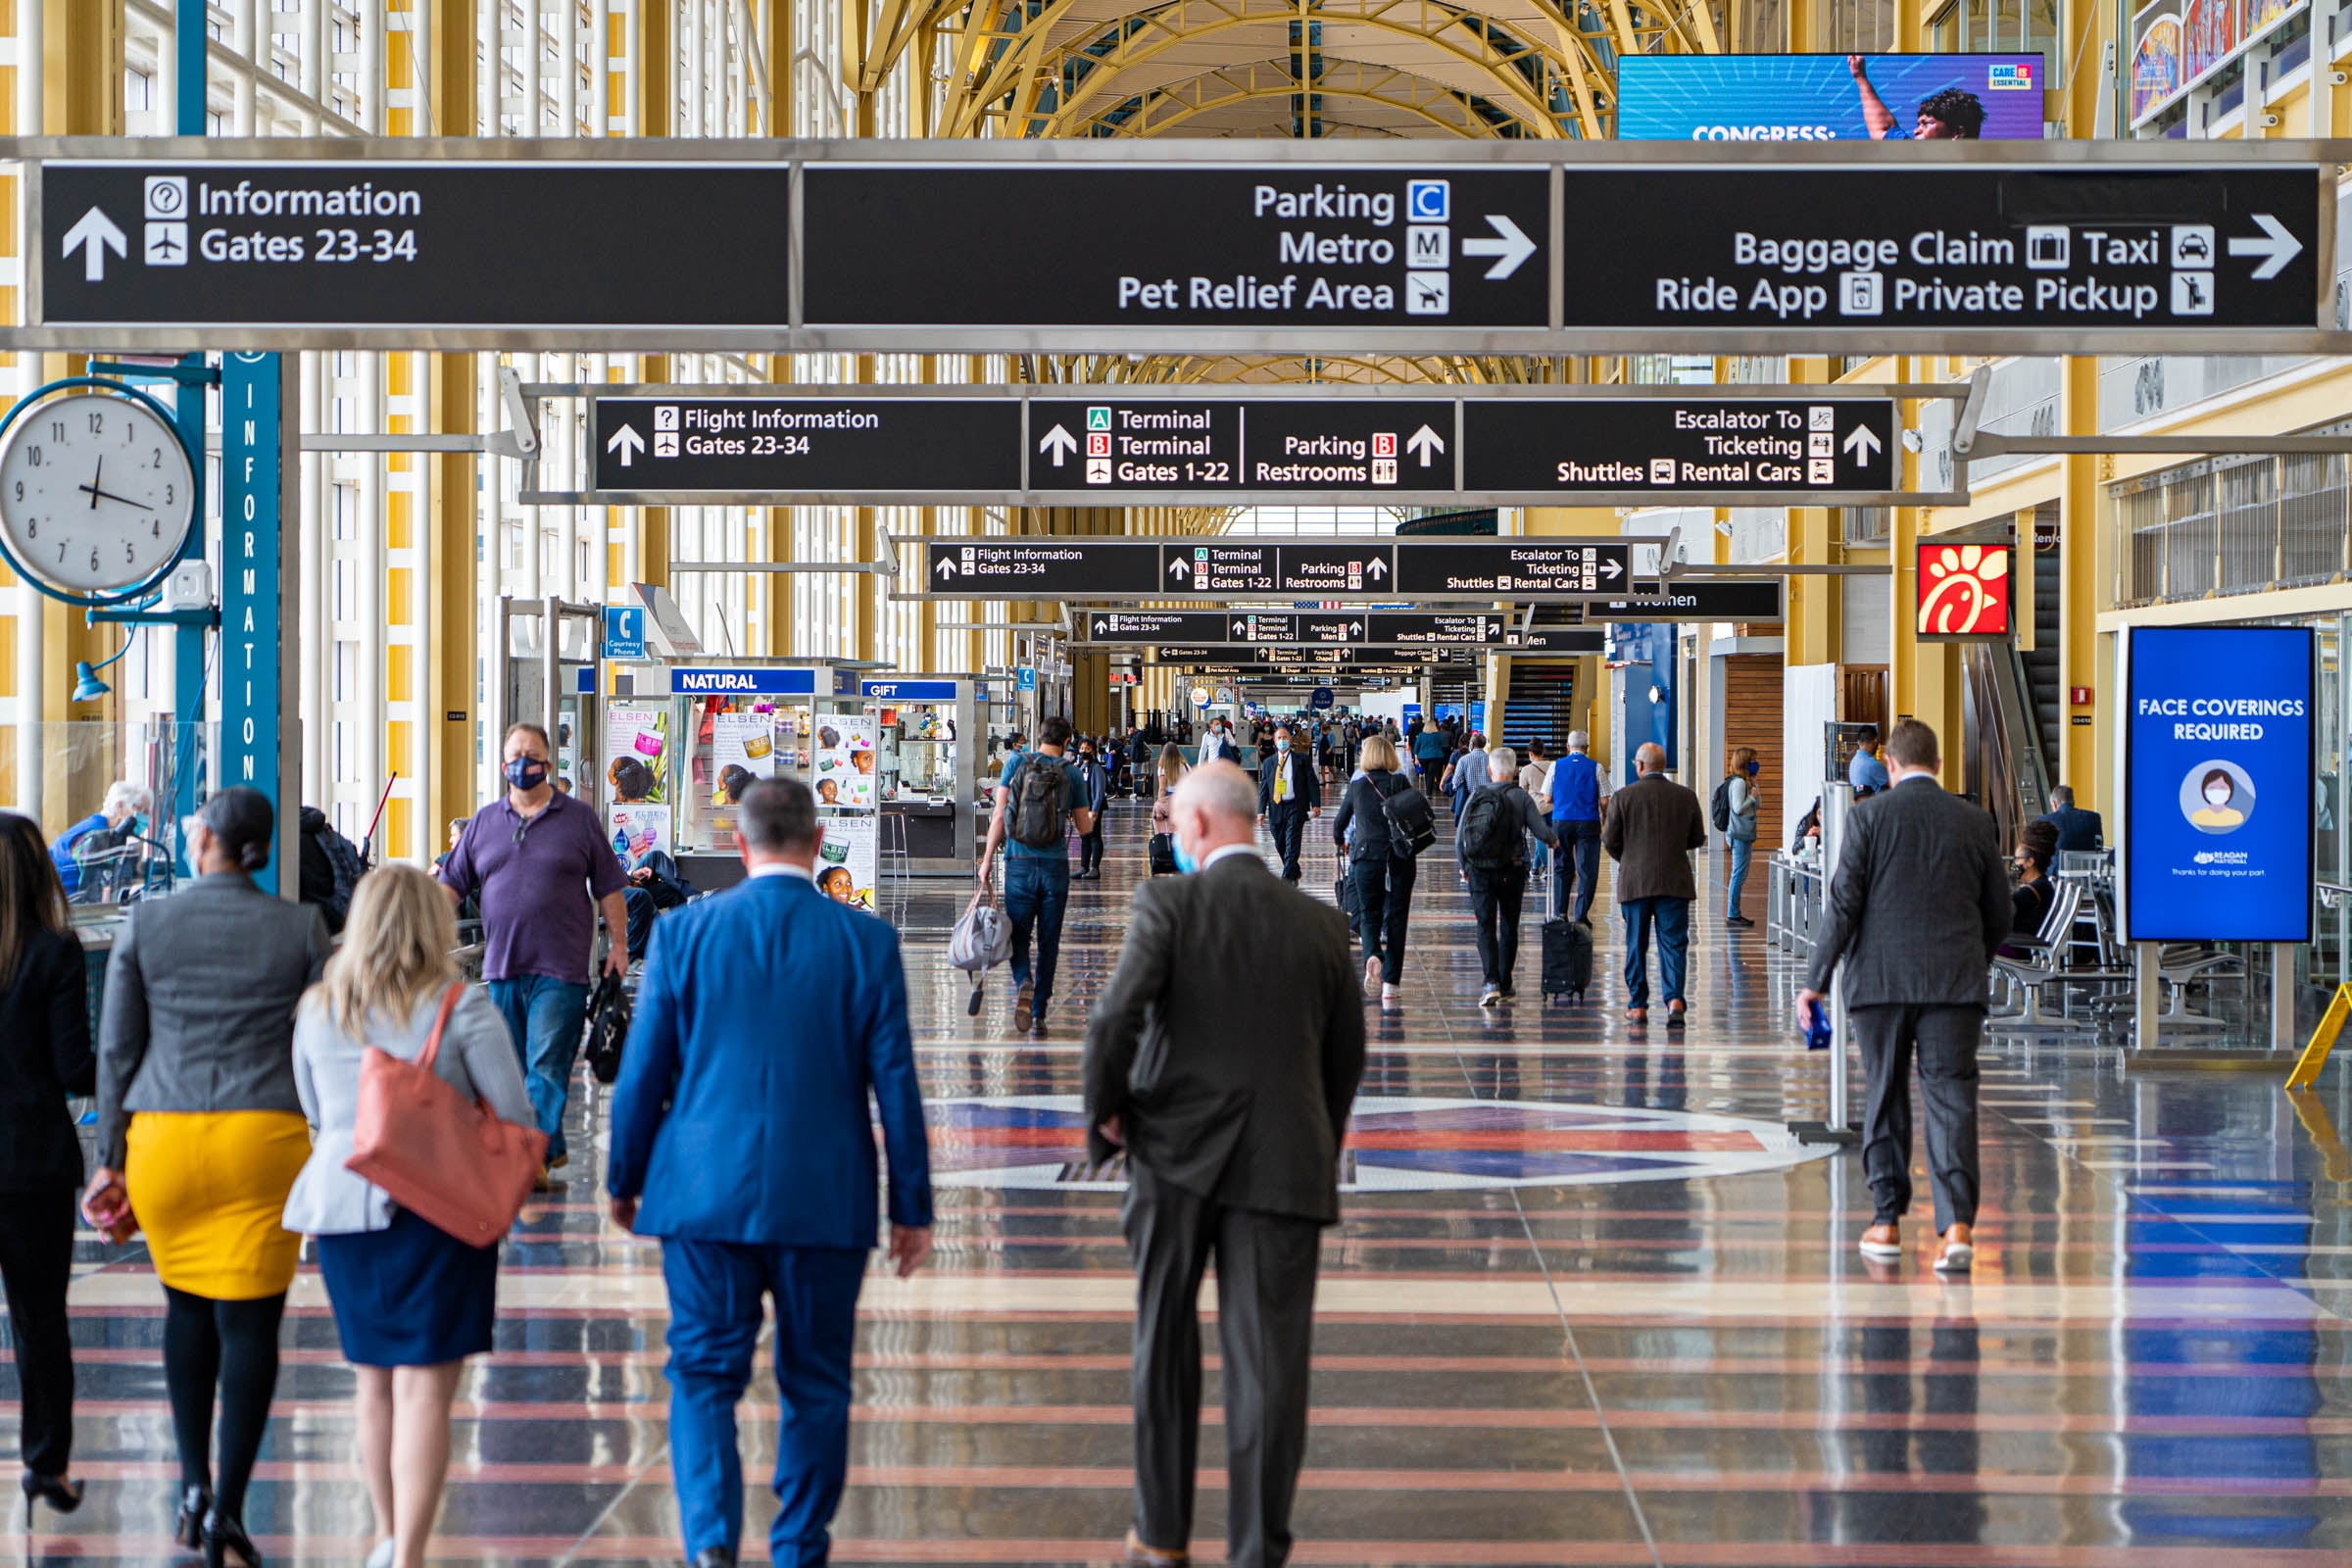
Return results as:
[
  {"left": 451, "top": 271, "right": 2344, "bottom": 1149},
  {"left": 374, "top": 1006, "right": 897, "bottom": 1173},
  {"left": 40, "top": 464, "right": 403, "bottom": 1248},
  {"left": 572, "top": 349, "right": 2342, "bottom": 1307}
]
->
[
  {"left": 487, "top": 974, "right": 589, "bottom": 1163},
  {"left": 1003, "top": 855, "right": 1070, "bottom": 1014},
  {"left": 1557, "top": 819, "right": 1602, "bottom": 924},
  {"left": 1622, "top": 896, "right": 1690, "bottom": 1009},
  {"left": 1726, "top": 836, "right": 1754, "bottom": 919},
  {"left": 662, "top": 1239, "right": 866, "bottom": 1567}
]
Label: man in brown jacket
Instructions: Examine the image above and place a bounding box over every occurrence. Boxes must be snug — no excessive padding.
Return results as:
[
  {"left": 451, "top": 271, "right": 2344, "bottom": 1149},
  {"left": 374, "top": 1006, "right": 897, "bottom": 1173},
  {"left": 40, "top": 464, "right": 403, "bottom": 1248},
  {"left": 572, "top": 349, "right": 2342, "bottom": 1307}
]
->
[{"left": 1601, "top": 743, "right": 1708, "bottom": 1027}]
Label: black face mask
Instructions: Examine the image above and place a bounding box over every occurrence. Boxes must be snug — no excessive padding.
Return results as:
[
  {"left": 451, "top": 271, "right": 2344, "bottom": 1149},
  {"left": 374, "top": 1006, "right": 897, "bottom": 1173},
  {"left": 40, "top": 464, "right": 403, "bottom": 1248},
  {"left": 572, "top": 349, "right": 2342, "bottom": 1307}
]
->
[{"left": 504, "top": 757, "right": 551, "bottom": 792}]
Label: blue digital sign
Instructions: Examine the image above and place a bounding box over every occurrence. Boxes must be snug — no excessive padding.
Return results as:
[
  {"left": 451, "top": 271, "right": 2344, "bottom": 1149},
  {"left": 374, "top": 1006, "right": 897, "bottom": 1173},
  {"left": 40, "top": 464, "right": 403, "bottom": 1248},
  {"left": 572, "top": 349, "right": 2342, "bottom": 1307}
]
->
[
  {"left": 1617, "top": 53, "right": 2047, "bottom": 142},
  {"left": 666, "top": 665, "right": 817, "bottom": 696},
  {"left": 2125, "top": 625, "right": 2314, "bottom": 944}
]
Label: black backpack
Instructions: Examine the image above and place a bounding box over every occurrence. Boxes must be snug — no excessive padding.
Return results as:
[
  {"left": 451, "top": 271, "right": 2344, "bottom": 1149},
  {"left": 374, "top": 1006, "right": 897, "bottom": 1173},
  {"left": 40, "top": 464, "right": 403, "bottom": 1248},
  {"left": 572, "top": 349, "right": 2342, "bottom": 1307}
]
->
[
  {"left": 1709, "top": 777, "right": 1734, "bottom": 834},
  {"left": 1458, "top": 788, "right": 1519, "bottom": 869},
  {"left": 1006, "top": 753, "right": 1069, "bottom": 849},
  {"left": 1379, "top": 773, "right": 1437, "bottom": 858}
]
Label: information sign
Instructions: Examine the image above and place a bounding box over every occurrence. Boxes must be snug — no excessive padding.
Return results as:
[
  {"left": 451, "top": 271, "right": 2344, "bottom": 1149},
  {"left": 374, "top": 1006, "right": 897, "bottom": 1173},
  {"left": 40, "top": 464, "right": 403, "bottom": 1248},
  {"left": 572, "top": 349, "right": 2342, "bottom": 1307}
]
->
[
  {"left": 1030, "top": 397, "right": 1454, "bottom": 493},
  {"left": 2123, "top": 624, "right": 2313, "bottom": 943},
  {"left": 1585, "top": 579, "right": 1786, "bottom": 621},
  {"left": 42, "top": 161, "right": 790, "bottom": 331},
  {"left": 1087, "top": 610, "right": 1505, "bottom": 648}
]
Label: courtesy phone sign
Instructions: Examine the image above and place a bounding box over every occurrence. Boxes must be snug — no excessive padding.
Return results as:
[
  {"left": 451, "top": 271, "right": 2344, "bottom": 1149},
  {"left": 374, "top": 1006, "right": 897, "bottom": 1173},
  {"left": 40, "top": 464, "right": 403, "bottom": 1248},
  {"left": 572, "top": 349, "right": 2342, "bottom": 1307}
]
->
[{"left": 2123, "top": 624, "right": 2314, "bottom": 943}]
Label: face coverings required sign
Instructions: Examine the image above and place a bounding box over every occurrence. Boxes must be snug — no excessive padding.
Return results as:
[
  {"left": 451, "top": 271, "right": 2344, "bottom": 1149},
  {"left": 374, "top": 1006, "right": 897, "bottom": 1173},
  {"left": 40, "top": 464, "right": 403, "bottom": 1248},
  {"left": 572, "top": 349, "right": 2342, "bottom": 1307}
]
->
[{"left": 2124, "top": 624, "right": 2314, "bottom": 943}]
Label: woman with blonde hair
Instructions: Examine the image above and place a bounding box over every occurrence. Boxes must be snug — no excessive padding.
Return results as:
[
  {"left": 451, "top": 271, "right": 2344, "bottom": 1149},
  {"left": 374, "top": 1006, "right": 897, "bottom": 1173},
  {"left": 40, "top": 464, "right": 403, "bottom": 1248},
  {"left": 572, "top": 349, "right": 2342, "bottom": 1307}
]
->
[
  {"left": 1331, "top": 731, "right": 1421, "bottom": 1005},
  {"left": 284, "top": 864, "right": 532, "bottom": 1568}
]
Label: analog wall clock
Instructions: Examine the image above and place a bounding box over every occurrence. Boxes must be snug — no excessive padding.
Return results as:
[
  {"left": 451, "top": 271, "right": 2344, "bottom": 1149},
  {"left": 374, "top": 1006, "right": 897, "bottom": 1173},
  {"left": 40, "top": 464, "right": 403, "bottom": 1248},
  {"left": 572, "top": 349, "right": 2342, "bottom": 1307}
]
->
[{"left": 0, "top": 386, "right": 197, "bottom": 601}]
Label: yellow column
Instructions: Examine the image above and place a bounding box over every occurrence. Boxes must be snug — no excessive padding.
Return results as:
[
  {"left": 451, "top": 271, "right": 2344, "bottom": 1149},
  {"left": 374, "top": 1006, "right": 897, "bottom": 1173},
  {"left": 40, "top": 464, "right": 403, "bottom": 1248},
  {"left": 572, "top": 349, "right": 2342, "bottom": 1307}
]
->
[
  {"left": 424, "top": 0, "right": 477, "bottom": 847},
  {"left": 1786, "top": 358, "right": 1839, "bottom": 669},
  {"left": 2058, "top": 354, "right": 2102, "bottom": 807},
  {"left": 764, "top": 352, "right": 794, "bottom": 657},
  {"left": 854, "top": 355, "right": 877, "bottom": 663}
]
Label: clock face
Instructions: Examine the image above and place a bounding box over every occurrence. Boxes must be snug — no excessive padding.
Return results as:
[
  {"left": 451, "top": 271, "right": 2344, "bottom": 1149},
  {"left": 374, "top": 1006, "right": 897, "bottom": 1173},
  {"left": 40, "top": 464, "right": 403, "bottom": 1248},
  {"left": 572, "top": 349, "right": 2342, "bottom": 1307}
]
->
[{"left": 0, "top": 392, "right": 197, "bottom": 595}]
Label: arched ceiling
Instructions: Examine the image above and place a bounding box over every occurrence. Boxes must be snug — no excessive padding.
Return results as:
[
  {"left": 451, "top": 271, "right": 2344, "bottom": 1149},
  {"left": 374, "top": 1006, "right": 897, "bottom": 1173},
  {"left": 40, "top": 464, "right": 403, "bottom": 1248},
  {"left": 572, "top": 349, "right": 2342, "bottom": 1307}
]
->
[{"left": 855, "top": 0, "right": 1725, "bottom": 140}]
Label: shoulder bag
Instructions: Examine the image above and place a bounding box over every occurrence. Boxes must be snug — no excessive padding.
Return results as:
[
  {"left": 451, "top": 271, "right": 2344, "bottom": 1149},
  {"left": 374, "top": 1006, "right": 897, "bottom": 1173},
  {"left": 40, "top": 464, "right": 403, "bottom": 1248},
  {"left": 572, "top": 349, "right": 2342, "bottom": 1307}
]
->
[{"left": 346, "top": 982, "right": 550, "bottom": 1246}]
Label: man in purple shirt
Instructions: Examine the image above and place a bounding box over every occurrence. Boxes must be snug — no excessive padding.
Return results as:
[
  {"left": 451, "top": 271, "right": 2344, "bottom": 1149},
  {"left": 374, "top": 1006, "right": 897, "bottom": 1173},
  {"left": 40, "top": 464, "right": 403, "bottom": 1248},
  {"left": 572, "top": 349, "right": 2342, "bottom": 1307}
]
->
[{"left": 441, "top": 721, "right": 629, "bottom": 1181}]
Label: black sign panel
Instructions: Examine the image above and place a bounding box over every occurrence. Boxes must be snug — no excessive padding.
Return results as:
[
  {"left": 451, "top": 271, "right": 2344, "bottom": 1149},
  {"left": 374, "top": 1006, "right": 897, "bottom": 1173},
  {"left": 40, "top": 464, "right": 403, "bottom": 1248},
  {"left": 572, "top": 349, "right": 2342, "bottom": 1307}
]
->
[
  {"left": 1510, "top": 627, "right": 1608, "bottom": 655},
  {"left": 926, "top": 537, "right": 1625, "bottom": 599},
  {"left": 43, "top": 162, "right": 790, "bottom": 328},
  {"left": 1242, "top": 402, "right": 1454, "bottom": 490},
  {"left": 1561, "top": 166, "right": 2322, "bottom": 331},
  {"left": 1463, "top": 400, "right": 1897, "bottom": 495},
  {"left": 1586, "top": 579, "right": 1786, "bottom": 622},
  {"left": 1086, "top": 610, "right": 1505, "bottom": 647},
  {"left": 1392, "top": 541, "right": 1630, "bottom": 596},
  {"left": 592, "top": 398, "right": 1019, "bottom": 492},
  {"left": 926, "top": 540, "right": 1158, "bottom": 595},
  {"left": 804, "top": 166, "right": 1549, "bottom": 328}
]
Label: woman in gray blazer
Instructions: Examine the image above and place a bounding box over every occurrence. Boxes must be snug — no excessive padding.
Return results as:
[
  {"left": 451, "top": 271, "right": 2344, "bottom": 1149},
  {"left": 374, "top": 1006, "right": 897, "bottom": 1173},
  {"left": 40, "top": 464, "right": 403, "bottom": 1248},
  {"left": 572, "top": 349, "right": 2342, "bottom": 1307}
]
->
[
  {"left": 82, "top": 787, "right": 331, "bottom": 1568},
  {"left": 285, "top": 864, "right": 531, "bottom": 1568}
]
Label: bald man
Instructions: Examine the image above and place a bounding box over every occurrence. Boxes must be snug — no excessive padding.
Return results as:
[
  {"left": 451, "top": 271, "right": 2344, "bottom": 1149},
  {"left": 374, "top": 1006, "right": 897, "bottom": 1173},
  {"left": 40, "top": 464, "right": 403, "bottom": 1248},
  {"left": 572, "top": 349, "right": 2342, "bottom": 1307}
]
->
[
  {"left": 1084, "top": 761, "right": 1365, "bottom": 1568},
  {"left": 1601, "top": 743, "right": 1707, "bottom": 1027}
]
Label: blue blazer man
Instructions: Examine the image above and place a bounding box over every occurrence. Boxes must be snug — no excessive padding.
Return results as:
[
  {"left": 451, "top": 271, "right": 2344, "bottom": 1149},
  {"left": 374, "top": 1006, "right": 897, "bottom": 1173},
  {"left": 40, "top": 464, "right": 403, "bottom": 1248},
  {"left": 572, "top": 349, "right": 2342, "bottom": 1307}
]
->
[{"left": 609, "top": 777, "right": 932, "bottom": 1568}]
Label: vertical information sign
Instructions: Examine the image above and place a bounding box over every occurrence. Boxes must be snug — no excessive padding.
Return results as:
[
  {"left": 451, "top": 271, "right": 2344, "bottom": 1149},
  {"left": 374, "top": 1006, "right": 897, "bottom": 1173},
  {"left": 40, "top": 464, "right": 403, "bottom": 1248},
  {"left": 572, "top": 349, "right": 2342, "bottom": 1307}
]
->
[{"left": 220, "top": 352, "right": 290, "bottom": 893}]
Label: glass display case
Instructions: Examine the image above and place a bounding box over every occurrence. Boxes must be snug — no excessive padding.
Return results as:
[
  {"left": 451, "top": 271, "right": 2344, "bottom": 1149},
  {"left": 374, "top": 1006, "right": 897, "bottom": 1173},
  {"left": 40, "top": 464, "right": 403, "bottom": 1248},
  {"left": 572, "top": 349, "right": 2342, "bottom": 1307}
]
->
[{"left": 859, "top": 676, "right": 990, "bottom": 872}]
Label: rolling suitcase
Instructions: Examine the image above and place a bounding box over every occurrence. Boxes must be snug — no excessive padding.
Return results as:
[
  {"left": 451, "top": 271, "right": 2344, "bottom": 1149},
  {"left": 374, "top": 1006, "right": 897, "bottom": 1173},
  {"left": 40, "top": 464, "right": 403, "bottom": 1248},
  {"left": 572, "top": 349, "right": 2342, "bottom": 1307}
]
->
[{"left": 1540, "top": 867, "right": 1592, "bottom": 1003}]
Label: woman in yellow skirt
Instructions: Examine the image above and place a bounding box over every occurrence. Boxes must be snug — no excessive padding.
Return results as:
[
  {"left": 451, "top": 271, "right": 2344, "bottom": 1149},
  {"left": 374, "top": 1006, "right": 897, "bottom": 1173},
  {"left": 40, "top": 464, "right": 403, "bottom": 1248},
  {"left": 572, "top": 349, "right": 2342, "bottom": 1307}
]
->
[{"left": 82, "top": 789, "right": 333, "bottom": 1568}]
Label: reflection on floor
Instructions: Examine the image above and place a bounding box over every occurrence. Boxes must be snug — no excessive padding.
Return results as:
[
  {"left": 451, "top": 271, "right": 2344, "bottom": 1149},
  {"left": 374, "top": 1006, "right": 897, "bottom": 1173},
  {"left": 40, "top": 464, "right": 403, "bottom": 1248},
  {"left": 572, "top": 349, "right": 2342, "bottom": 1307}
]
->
[{"left": 18, "top": 800, "right": 2352, "bottom": 1564}]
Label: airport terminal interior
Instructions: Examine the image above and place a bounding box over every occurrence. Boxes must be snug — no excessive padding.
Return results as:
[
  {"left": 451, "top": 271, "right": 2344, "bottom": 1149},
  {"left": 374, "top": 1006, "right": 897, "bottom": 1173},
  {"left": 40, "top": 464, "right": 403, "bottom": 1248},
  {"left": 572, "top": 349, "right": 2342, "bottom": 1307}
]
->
[{"left": 8, "top": 0, "right": 2352, "bottom": 1563}]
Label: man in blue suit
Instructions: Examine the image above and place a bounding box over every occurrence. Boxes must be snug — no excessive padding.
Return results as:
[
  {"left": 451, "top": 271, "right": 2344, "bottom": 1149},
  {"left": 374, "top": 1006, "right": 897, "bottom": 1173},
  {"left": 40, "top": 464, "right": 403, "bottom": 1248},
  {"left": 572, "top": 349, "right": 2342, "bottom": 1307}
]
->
[
  {"left": 2034, "top": 784, "right": 2105, "bottom": 853},
  {"left": 608, "top": 776, "right": 933, "bottom": 1568}
]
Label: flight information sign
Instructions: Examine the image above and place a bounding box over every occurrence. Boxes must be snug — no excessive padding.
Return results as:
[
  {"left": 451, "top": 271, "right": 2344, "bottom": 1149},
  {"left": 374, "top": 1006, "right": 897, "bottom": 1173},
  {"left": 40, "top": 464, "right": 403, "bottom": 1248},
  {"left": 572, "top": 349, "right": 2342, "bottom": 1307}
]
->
[
  {"left": 591, "top": 398, "right": 1019, "bottom": 492},
  {"left": 1084, "top": 611, "right": 1507, "bottom": 648}
]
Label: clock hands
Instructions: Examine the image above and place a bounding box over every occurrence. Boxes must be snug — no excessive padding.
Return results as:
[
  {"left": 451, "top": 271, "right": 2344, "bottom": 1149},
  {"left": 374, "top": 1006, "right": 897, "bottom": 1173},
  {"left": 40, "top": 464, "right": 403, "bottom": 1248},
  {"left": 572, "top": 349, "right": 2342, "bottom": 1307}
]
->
[{"left": 77, "top": 458, "right": 153, "bottom": 514}]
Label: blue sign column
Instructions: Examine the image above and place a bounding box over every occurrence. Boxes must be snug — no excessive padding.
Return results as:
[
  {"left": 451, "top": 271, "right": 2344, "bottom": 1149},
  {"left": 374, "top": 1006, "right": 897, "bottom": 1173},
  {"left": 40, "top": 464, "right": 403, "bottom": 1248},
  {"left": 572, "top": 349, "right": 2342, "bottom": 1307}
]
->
[
  {"left": 220, "top": 353, "right": 292, "bottom": 893},
  {"left": 2124, "top": 625, "right": 2315, "bottom": 944}
]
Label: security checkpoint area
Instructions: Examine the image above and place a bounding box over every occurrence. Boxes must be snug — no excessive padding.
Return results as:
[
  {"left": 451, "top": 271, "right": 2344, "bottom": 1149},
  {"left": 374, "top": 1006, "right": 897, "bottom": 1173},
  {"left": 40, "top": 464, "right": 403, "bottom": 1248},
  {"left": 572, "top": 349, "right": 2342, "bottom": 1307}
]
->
[{"left": 5, "top": 2, "right": 2352, "bottom": 1564}]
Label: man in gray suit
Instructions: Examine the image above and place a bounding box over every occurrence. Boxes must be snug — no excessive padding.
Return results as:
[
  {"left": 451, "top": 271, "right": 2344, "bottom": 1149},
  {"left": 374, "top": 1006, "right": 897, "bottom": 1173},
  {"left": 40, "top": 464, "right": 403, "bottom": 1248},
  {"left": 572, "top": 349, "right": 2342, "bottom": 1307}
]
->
[
  {"left": 1084, "top": 760, "right": 1366, "bottom": 1568},
  {"left": 1797, "top": 718, "right": 2011, "bottom": 1274}
]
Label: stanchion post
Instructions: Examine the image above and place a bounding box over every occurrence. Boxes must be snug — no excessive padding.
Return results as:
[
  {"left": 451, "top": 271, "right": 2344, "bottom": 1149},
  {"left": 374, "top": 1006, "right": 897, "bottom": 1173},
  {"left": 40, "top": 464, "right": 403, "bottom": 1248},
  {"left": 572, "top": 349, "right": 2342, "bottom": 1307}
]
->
[{"left": 1790, "top": 782, "right": 1861, "bottom": 1146}]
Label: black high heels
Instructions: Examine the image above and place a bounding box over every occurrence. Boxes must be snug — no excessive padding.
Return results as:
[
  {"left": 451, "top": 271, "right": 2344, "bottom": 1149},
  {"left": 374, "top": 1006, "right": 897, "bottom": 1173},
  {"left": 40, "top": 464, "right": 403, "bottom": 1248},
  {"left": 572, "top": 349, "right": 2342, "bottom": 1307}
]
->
[
  {"left": 18, "top": 1468, "right": 83, "bottom": 1515},
  {"left": 173, "top": 1485, "right": 212, "bottom": 1548},
  {"left": 201, "top": 1506, "right": 262, "bottom": 1568}
]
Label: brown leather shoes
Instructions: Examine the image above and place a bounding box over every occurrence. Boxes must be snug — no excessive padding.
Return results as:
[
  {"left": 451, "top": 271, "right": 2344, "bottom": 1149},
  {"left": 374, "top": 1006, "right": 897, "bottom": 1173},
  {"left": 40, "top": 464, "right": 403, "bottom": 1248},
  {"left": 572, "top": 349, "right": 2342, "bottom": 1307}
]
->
[{"left": 1123, "top": 1528, "right": 1190, "bottom": 1566}]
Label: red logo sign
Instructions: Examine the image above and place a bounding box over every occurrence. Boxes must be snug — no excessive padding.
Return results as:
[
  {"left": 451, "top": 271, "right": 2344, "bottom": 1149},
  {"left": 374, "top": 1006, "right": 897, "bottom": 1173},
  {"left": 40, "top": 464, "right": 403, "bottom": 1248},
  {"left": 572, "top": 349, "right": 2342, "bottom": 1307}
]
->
[{"left": 1917, "top": 543, "right": 2012, "bottom": 639}]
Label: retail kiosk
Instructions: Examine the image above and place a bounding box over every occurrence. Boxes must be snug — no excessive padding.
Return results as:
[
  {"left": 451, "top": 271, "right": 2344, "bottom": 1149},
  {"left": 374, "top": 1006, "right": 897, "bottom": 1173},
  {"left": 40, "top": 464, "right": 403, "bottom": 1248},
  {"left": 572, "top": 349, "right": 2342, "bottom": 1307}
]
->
[{"left": 861, "top": 675, "right": 991, "bottom": 874}]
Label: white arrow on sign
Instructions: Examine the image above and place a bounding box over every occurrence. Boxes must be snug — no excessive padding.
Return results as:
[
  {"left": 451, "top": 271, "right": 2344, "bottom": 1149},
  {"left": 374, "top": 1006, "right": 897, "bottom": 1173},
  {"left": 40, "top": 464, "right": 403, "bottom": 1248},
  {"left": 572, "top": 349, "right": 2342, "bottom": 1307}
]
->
[
  {"left": 1348, "top": 620, "right": 1363, "bottom": 635},
  {"left": 1039, "top": 424, "right": 1079, "bottom": 466},
  {"left": 934, "top": 558, "right": 958, "bottom": 579},
  {"left": 62, "top": 206, "right": 127, "bottom": 283},
  {"left": 606, "top": 423, "right": 646, "bottom": 467},
  {"left": 1364, "top": 557, "right": 1389, "bottom": 580},
  {"left": 1094, "top": 617, "right": 1107, "bottom": 635},
  {"left": 1233, "top": 619, "right": 1250, "bottom": 636},
  {"left": 1168, "top": 558, "right": 1192, "bottom": 580},
  {"left": 1841, "top": 422, "right": 1883, "bottom": 466},
  {"left": 1405, "top": 425, "right": 1446, "bottom": 466},
  {"left": 1600, "top": 557, "right": 1624, "bottom": 580},
  {"left": 2228, "top": 213, "right": 2303, "bottom": 280},
  {"left": 1461, "top": 215, "right": 1537, "bottom": 280}
]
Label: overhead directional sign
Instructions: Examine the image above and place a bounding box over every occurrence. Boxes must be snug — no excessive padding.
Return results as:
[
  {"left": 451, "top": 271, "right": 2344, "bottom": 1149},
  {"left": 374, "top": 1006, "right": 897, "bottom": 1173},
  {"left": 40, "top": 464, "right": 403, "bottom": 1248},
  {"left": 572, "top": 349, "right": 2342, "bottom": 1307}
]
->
[
  {"left": 1463, "top": 399, "right": 1896, "bottom": 496},
  {"left": 1562, "top": 164, "right": 2324, "bottom": 340},
  {"left": 1031, "top": 397, "right": 1454, "bottom": 493},
  {"left": 14, "top": 142, "right": 2339, "bottom": 354},
  {"left": 802, "top": 165, "right": 1549, "bottom": 331},
  {"left": 920, "top": 536, "right": 1630, "bottom": 601},
  {"left": 1585, "top": 579, "right": 1786, "bottom": 622},
  {"left": 562, "top": 389, "right": 1924, "bottom": 506},
  {"left": 1085, "top": 611, "right": 1507, "bottom": 648},
  {"left": 593, "top": 397, "right": 1020, "bottom": 492},
  {"left": 40, "top": 160, "right": 790, "bottom": 332}
]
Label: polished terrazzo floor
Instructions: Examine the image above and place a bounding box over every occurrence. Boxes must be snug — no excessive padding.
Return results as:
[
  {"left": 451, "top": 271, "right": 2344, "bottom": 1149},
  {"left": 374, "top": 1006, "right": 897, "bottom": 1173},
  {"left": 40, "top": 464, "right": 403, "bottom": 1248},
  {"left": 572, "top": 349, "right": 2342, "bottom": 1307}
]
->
[{"left": 16, "top": 797, "right": 2352, "bottom": 1565}]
